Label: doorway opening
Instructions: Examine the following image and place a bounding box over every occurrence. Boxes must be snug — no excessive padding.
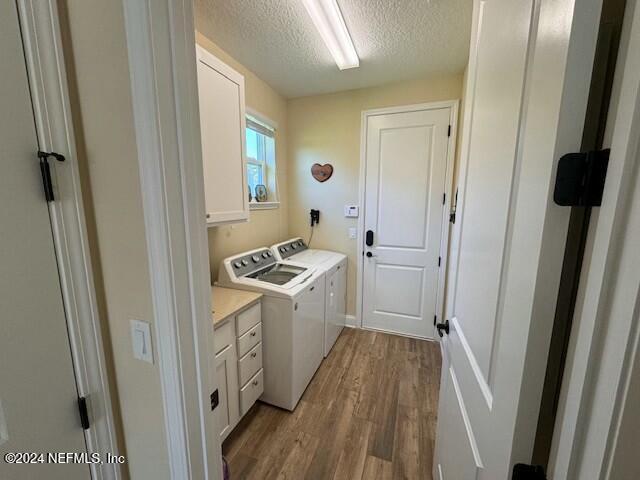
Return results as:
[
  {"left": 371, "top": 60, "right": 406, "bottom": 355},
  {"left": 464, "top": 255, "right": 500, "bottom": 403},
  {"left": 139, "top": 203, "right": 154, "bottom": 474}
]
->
[
  {"left": 190, "top": 1, "right": 467, "bottom": 477},
  {"left": 117, "top": 0, "right": 626, "bottom": 478}
]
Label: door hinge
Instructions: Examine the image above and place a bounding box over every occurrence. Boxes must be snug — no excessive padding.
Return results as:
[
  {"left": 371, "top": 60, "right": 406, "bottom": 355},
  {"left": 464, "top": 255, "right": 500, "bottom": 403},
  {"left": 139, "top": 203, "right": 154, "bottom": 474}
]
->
[
  {"left": 438, "top": 256, "right": 441, "bottom": 267},
  {"left": 210, "top": 389, "right": 219, "bottom": 411},
  {"left": 433, "top": 315, "right": 437, "bottom": 326},
  {"left": 77, "top": 396, "right": 90, "bottom": 430},
  {"left": 37, "top": 151, "right": 65, "bottom": 202},
  {"left": 436, "top": 319, "right": 450, "bottom": 337},
  {"left": 512, "top": 464, "right": 546, "bottom": 480},
  {"left": 447, "top": 125, "right": 451, "bottom": 137},
  {"left": 450, "top": 187, "right": 458, "bottom": 224},
  {"left": 554, "top": 149, "right": 609, "bottom": 206},
  {"left": 442, "top": 193, "right": 446, "bottom": 205}
]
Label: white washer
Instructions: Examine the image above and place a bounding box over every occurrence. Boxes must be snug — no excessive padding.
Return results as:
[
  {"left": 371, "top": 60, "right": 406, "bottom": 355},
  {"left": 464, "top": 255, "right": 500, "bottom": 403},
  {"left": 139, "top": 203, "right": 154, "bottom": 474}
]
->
[
  {"left": 271, "top": 238, "right": 347, "bottom": 357},
  {"left": 217, "top": 247, "right": 325, "bottom": 411}
]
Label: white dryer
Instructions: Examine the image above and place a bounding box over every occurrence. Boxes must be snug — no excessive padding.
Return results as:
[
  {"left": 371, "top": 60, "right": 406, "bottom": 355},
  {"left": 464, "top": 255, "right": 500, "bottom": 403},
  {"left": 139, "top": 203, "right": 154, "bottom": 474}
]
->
[
  {"left": 271, "top": 238, "right": 347, "bottom": 357},
  {"left": 217, "top": 247, "right": 325, "bottom": 411}
]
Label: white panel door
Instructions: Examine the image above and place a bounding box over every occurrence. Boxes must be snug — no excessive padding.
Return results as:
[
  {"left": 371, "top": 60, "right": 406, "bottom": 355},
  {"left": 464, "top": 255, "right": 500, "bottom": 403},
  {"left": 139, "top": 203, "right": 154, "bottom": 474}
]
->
[
  {"left": 0, "top": 3, "right": 89, "bottom": 478},
  {"left": 434, "top": 0, "right": 601, "bottom": 478},
  {"left": 362, "top": 106, "right": 451, "bottom": 339},
  {"left": 196, "top": 46, "right": 248, "bottom": 225}
]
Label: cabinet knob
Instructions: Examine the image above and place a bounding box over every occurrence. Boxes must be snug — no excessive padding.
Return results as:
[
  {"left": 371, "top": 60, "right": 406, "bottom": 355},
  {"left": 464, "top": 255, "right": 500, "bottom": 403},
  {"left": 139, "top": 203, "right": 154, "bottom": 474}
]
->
[
  {"left": 251, "top": 352, "right": 257, "bottom": 358},
  {"left": 294, "top": 302, "right": 298, "bottom": 311},
  {"left": 252, "top": 380, "right": 259, "bottom": 386},
  {"left": 250, "top": 331, "right": 256, "bottom": 337}
]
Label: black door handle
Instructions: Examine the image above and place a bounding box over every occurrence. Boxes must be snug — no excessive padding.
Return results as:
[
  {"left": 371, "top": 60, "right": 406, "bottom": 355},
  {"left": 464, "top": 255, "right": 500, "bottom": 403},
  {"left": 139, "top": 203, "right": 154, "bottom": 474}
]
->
[
  {"left": 365, "top": 230, "right": 374, "bottom": 246},
  {"left": 436, "top": 320, "right": 450, "bottom": 337}
]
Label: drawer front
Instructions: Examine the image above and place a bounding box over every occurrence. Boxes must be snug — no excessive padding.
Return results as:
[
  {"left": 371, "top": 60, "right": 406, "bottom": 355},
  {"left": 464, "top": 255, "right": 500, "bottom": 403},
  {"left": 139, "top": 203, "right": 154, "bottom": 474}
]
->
[
  {"left": 237, "top": 322, "right": 262, "bottom": 357},
  {"left": 237, "top": 303, "right": 261, "bottom": 337},
  {"left": 240, "top": 369, "right": 263, "bottom": 415},
  {"left": 238, "top": 342, "right": 263, "bottom": 387},
  {"left": 213, "top": 320, "right": 235, "bottom": 355}
]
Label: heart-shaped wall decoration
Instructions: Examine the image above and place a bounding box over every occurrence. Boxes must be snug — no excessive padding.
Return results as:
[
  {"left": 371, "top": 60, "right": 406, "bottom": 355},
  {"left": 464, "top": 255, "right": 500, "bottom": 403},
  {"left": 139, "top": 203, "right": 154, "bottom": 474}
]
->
[{"left": 311, "top": 163, "right": 333, "bottom": 182}]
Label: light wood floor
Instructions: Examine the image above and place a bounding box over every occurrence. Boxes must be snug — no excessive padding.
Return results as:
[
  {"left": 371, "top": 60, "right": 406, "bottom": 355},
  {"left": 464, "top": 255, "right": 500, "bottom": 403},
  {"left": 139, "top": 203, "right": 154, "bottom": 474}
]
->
[{"left": 222, "top": 327, "right": 442, "bottom": 480}]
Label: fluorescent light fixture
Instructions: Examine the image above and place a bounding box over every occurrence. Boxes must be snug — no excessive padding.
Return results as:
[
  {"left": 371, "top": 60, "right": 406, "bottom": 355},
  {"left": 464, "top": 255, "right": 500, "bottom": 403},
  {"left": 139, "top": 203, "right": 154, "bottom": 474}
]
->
[{"left": 302, "top": 0, "right": 359, "bottom": 70}]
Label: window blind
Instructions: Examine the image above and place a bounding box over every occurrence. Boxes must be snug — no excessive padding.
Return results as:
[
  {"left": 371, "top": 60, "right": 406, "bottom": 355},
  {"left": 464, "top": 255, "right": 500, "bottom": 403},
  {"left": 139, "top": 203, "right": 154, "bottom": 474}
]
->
[{"left": 246, "top": 117, "right": 275, "bottom": 138}]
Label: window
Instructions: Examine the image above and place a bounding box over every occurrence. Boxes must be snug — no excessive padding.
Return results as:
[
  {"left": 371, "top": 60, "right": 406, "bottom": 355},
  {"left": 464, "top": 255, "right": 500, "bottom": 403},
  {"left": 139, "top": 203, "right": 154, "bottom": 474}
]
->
[{"left": 245, "top": 114, "right": 278, "bottom": 208}]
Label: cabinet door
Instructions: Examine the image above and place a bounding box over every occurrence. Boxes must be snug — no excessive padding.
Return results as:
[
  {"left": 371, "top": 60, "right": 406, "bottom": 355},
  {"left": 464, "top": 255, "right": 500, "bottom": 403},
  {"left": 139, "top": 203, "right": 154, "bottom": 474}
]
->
[
  {"left": 214, "top": 344, "right": 240, "bottom": 442},
  {"left": 196, "top": 45, "right": 248, "bottom": 225}
]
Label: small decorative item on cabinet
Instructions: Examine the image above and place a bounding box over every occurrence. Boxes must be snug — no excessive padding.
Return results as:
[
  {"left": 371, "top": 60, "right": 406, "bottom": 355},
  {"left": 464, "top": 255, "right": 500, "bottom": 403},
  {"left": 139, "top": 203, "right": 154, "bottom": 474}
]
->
[
  {"left": 255, "top": 184, "right": 267, "bottom": 202},
  {"left": 311, "top": 163, "right": 333, "bottom": 182}
]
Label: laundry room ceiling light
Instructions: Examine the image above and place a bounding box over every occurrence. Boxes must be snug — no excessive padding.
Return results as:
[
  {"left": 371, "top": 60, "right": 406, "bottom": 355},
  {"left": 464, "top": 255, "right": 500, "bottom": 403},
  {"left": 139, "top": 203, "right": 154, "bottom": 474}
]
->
[{"left": 302, "top": 0, "right": 359, "bottom": 70}]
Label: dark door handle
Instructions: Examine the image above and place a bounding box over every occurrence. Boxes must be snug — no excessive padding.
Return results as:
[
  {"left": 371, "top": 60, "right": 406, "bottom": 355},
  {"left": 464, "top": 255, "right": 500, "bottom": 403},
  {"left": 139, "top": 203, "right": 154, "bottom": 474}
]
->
[
  {"left": 436, "top": 320, "right": 450, "bottom": 337},
  {"left": 365, "top": 230, "right": 374, "bottom": 246}
]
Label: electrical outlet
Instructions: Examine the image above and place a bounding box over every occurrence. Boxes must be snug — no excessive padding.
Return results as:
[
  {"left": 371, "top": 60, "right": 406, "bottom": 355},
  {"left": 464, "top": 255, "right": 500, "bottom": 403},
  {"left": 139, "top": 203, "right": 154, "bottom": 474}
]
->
[{"left": 348, "top": 227, "right": 357, "bottom": 239}]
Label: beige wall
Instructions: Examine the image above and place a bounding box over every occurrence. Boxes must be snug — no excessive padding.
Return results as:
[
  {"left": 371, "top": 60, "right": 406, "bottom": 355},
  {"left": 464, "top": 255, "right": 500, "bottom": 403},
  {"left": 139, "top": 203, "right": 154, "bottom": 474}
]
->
[
  {"left": 195, "top": 32, "right": 290, "bottom": 281},
  {"left": 59, "top": 1, "right": 169, "bottom": 478},
  {"left": 287, "top": 75, "right": 464, "bottom": 316}
]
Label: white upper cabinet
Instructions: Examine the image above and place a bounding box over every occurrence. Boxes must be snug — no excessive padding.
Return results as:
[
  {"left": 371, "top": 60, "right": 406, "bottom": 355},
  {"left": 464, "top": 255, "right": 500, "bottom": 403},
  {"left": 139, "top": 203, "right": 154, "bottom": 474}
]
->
[{"left": 196, "top": 45, "right": 249, "bottom": 226}]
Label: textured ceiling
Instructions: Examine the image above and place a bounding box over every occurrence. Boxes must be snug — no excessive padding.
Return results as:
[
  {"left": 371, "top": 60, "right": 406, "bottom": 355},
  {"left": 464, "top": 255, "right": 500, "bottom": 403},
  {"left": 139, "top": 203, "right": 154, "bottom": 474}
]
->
[{"left": 195, "top": 0, "right": 472, "bottom": 98}]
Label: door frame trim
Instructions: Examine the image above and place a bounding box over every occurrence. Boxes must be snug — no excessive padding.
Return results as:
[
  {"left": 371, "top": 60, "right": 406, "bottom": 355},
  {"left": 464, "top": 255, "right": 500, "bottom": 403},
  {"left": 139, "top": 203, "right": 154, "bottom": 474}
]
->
[
  {"left": 17, "top": 1, "right": 120, "bottom": 478},
  {"left": 549, "top": 1, "right": 640, "bottom": 476},
  {"left": 355, "top": 100, "right": 459, "bottom": 339},
  {"left": 121, "top": 0, "right": 223, "bottom": 479}
]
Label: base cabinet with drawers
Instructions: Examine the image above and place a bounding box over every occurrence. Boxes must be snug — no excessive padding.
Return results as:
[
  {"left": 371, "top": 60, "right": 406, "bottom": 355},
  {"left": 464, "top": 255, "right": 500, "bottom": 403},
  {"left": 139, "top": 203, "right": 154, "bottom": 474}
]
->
[{"left": 213, "top": 300, "right": 263, "bottom": 442}]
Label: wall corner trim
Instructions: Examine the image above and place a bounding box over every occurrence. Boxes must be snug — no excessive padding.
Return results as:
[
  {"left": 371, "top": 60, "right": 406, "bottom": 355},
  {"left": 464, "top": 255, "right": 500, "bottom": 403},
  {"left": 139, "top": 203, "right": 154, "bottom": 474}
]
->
[{"left": 122, "top": 0, "right": 223, "bottom": 478}]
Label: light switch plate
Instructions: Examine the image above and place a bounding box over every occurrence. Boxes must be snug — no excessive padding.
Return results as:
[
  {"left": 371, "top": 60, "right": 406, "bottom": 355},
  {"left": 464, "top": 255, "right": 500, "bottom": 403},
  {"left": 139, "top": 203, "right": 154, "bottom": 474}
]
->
[
  {"left": 0, "top": 398, "right": 8, "bottom": 446},
  {"left": 130, "top": 319, "right": 154, "bottom": 364}
]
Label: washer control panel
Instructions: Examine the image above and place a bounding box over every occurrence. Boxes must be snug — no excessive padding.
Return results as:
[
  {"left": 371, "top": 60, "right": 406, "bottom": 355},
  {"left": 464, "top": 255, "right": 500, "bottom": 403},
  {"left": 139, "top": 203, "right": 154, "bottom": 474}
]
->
[
  {"left": 277, "top": 239, "right": 308, "bottom": 260},
  {"left": 229, "top": 249, "right": 275, "bottom": 278}
]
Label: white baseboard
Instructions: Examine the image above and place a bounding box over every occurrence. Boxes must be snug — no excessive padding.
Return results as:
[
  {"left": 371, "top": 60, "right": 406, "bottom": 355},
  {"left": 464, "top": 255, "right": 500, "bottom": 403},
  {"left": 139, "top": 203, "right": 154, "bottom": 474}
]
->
[{"left": 345, "top": 314, "right": 358, "bottom": 328}]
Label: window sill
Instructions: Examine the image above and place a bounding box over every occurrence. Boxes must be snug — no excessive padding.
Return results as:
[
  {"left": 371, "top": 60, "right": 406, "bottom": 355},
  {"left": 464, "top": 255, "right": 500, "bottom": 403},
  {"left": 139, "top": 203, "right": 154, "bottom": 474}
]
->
[{"left": 249, "top": 201, "right": 280, "bottom": 211}]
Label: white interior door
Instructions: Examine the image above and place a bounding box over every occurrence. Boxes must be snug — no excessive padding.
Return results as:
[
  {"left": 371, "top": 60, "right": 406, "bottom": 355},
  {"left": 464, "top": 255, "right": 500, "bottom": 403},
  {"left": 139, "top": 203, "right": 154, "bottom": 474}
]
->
[
  {"left": 434, "top": 0, "right": 602, "bottom": 478},
  {"left": 0, "top": 2, "right": 89, "bottom": 478},
  {"left": 362, "top": 105, "right": 452, "bottom": 339}
]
